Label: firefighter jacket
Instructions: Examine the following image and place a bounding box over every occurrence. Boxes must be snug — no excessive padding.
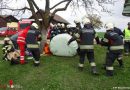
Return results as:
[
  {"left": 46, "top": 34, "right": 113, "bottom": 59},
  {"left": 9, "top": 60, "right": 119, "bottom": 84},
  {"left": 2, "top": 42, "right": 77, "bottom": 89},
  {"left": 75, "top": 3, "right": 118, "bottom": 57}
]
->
[
  {"left": 101, "top": 30, "right": 124, "bottom": 51},
  {"left": 26, "top": 29, "right": 41, "bottom": 49},
  {"left": 114, "top": 27, "right": 123, "bottom": 37},
  {"left": 68, "top": 24, "right": 98, "bottom": 50},
  {"left": 17, "top": 26, "right": 30, "bottom": 44}
]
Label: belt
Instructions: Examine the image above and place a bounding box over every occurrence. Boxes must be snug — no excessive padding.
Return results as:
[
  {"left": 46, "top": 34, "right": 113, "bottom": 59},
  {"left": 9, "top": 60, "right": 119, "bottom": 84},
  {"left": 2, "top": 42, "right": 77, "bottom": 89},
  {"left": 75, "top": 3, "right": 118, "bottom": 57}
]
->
[{"left": 80, "top": 45, "right": 94, "bottom": 49}]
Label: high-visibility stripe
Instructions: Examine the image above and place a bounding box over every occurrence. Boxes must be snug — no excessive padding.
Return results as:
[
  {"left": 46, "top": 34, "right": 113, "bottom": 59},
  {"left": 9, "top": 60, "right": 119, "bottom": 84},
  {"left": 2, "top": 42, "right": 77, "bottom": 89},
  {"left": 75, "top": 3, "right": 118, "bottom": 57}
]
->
[
  {"left": 20, "top": 56, "right": 24, "bottom": 60},
  {"left": 90, "top": 62, "right": 96, "bottom": 66},
  {"left": 34, "top": 61, "right": 40, "bottom": 64},
  {"left": 27, "top": 44, "right": 39, "bottom": 48},
  {"left": 74, "top": 33, "right": 80, "bottom": 38},
  {"left": 17, "top": 40, "right": 25, "bottom": 43},
  {"left": 124, "top": 39, "right": 130, "bottom": 42},
  {"left": 103, "top": 38, "right": 108, "bottom": 42},
  {"left": 106, "top": 66, "right": 114, "bottom": 70},
  {"left": 78, "top": 63, "right": 84, "bottom": 67},
  {"left": 18, "top": 37, "right": 25, "bottom": 39},
  {"left": 110, "top": 45, "right": 124, "bottom": 50},
  {"left": 80, "top": 45, "right": 94, "bottom": 49}
]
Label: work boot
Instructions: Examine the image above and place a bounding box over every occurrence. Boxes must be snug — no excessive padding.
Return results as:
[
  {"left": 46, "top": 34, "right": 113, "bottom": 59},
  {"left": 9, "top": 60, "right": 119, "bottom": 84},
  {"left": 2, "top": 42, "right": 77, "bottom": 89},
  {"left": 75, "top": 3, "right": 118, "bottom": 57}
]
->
[
  {"left": 124, "top": 52, "right": 129, "bottom": 56},
  {"left": 10, "top": 59, "right": 20, "bottom": 65},
  {"left": 106, "top": 70, "right": 113, "bottom": 76},
  {"left": 78, "top": 66, "right": 84, "bottom": 71},
  {"left": 20, "top": 60, "right": 28, "bottom": 65},
  {"left": 34, "top": 61, "right": 40, "bottom": 67},
  {"left": 117, "top": 60, "right": 124, "bottom": 68},
  {"left": 91, "top": 66, "right": 99, "bottom": 75},
  {"left": 101, "top": 64, "right": 106, "bottom": 70}
]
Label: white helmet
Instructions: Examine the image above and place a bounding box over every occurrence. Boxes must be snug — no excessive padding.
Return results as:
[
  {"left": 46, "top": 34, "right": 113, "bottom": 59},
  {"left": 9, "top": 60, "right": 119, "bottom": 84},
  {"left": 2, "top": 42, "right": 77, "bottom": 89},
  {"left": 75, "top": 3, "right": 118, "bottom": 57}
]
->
[
  {"left": 105, "top": 23, "right": 114, "bottom": 30},
  {"left": 50, "top": 23, "right": 54, "bottom": 28},
  {"left": 32, "top": 23, "right": 39, "bottom": 29},
  {"left": 57, "top": 23, "right": 61, "bottom": 27},
  {"left": 61, "top": 23, "right": 65, "bottom": 28},
  {"left": 74, "top": 18, "right": 81, "bottom": 24},
  {"left": 82, "top": 18, "right": 90, "bottom": 25},
  {"left": 4, "top": 37, "right": 10, "bottom": 41}
]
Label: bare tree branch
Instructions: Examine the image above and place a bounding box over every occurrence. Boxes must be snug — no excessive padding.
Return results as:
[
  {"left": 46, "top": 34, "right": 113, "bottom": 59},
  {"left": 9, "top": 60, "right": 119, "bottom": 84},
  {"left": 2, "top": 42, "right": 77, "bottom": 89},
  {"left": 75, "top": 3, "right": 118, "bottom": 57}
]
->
[
  {"left": 27, "top": 0, "right": 41, "bottom": 29},
  {"left": 50, "top": 0, "right": 69, "bottom": 10},
  {"left": 51, "top": 0, "right": 71, "bottom": 17},
  {"left": 32, "top": 0, "right": 40, "bottom": 11},
  {"left": 0, "top": 7, "right": 31, "bottom": 11}
]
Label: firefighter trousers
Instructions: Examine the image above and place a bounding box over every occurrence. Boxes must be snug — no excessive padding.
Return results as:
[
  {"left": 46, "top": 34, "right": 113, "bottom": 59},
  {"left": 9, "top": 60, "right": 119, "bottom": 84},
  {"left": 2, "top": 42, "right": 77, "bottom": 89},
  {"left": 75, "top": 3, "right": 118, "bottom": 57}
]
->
[
  {"left": 124, "top": 42, "right": 130, "bottom": 54},
  {"left": 79, "top": 49, "right": 95, "bottom": 64}
]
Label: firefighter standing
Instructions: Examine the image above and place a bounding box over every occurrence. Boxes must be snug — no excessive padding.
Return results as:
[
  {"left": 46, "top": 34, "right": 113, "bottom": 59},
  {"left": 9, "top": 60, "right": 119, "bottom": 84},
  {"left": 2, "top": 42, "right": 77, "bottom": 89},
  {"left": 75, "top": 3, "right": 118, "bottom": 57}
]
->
[
  {"left": 113, "top": 27, "right": 124, "bottom": 67},
  {"left": 68, "top": 18, "right": 99, "bottom": 75},
  {"left": 123, "top": 22, "right": 130, "bottom": 56},
  {"left": 26, "top": 23, "right": 41, "bottom": 66},
  {"left": 17, "top": 24, "right": 31, "bottom": 64},
  {"left": 101, "top": 23, "right": 124, "bottom": 76}
]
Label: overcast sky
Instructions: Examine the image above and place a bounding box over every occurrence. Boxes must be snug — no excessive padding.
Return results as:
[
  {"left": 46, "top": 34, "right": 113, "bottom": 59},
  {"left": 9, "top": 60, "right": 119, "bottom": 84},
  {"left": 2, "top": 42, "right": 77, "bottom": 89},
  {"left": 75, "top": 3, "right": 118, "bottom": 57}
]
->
[{"left": 2, "top": 0, "right": 129, "bottom": 31}]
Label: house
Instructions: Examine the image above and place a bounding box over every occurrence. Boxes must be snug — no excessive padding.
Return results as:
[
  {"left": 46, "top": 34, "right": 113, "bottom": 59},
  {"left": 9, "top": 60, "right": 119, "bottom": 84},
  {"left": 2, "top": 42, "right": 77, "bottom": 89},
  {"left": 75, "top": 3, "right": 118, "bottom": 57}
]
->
[{"left": 0, "top": 15, "right": 18, "bottom": 29}]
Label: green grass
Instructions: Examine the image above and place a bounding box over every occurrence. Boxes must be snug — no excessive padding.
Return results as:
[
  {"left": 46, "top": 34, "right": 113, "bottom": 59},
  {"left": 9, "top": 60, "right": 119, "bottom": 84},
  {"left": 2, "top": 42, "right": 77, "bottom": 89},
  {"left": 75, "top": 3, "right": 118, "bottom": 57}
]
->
[
  {"left": 97, "top": 32, "right": 105, "bottom": 38},
  {"left": 0, "top": 45, "right": 130, "bottom": 90}
]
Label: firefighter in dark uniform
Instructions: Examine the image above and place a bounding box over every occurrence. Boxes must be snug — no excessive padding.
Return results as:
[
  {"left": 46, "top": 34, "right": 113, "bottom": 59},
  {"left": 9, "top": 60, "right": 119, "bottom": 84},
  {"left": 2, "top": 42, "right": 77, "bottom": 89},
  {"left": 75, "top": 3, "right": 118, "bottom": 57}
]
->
[
  {"left": 73, "top": 19, "right": 82, "bottom": 55},
  {"left": 101, "top": 23, "right": 124, "bottom": 76},
  {"left": 68, "top": 18, "right": 99, "bottom": 75},
  {"left": 26, "top": 23, "right": 41, "bottom": 66},
  {"left": 113, "top": 27, "right": 124, "bottom": 67},
  {"left": 50, "top": 23, "right": 61, "bottom": 40},
  {"left": 123, "top": 22, "right": 130, "bottom": 56},
  {"left": 74, "top": 18, "right": 82, "bottom": 30}
]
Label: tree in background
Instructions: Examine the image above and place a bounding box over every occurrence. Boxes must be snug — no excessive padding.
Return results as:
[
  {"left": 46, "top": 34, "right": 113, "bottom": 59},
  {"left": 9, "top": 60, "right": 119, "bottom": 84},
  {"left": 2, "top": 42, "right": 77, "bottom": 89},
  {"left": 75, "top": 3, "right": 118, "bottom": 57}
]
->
[
  {"left": 0, "top": 0, "right": 116, "bottom": 52},
  {"left": 82, "top": 14, "right": 103, "bottom": 29}
]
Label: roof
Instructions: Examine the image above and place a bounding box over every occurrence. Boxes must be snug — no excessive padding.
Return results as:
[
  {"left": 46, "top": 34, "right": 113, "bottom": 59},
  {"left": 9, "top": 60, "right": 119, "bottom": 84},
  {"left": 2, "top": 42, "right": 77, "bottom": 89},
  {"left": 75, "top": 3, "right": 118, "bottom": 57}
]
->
[
  {"left": 0, "top": 15, "right": 18, "bottom": 22},
  {"left": 30, "top": 9, "right": 69, "bottom": 24}
]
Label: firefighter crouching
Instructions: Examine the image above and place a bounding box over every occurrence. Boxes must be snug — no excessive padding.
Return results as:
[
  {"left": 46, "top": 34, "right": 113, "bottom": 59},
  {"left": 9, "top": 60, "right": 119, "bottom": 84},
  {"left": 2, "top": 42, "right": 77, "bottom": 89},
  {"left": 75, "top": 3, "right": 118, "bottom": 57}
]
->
[
  {"left": 123, "top": 22, "right": 130, "bottom": 56},
  {"left": 2, "top": 37, "right": 20, "bottom": 65},
  {"left": 68, "top": 18, "right": 99, "bottom": 75},
  {"left": 101, "top": 23, "right": 124, "bottom": 76},
  {"left": 26, "top": 23, "right": 41, "bottom": 66}
]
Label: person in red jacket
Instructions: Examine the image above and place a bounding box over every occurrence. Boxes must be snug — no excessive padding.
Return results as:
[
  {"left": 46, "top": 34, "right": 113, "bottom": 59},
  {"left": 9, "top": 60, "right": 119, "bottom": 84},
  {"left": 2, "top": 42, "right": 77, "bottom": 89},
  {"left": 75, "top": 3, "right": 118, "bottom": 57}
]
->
[{"left": 17, "top": 25, "right": 31, "bottom": 64}]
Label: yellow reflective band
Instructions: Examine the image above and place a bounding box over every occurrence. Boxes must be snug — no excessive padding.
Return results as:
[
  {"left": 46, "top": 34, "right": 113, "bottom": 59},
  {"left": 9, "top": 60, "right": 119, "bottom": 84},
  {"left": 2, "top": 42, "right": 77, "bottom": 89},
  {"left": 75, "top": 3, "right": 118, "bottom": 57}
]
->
[
  {"left": 90, "top": 62, "right": 96, "bottom": 66},
  {"left": 103, "top": 38, "right": 108, "bottom": 42},
  {"left": 27, "top": 44, "right": 39, "bottom": 48},
  {"left": 106, "top": 67, "right": 114, "bottom": 70},
  {"left": 110, "top": 45, "right": 124, "bottom": 50},
  {"left": 80, "top": 45, "right": 94, "bottom": 49},
  {"left": 78, "top": 63, "right": 84, "bottom": 67},
  {"left": 74, "top": 33, "right": 80, "bottom": 38}
]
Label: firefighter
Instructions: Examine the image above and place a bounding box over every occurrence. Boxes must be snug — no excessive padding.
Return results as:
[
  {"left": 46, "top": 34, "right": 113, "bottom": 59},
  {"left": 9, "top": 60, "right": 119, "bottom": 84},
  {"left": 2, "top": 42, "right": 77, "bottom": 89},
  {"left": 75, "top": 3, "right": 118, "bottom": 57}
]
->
[
  {"left": 26, "top": 23, "right": 41, "bottom": 66},
  {"left": 73, "top": 18, "right": 82, "bottom": 55},
  {"left": 17, "top": 23, "right": 31, "bottom": 64},
  {"left": 2, "top": 37, "right": 13, "bottom": 61},
  {"left": 2, "top": 37, "right": 19, "bottom": 65},
  {"left": 68, "top": 18, "right": 99, "bottom": 75},
  {"left": 123, "top": 22, "right": 130, "bottom": 56},
  {"left": 113, "top": 27, "right": 124, "bottom": 67},
  {"left": 101, "top": 23, "right": 124, "bottom": 76},
  {"left": 74, "top": 18, "right": 82, "bottom": 30}
]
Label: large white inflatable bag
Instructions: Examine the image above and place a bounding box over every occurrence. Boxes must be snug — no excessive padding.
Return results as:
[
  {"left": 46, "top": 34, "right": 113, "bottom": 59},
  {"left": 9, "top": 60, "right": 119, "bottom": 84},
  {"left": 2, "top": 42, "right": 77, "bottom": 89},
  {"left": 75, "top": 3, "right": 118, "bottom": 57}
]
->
[{"left": 50, "top": 34, "right": 78, "bottom": 56}]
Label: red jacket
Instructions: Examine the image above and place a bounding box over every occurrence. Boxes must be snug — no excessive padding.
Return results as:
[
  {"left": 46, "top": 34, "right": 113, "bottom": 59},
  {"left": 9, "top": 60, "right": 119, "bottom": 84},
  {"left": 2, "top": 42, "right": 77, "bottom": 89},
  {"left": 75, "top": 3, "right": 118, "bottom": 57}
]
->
[{"left": 17, "top": 26, "right": 30, "bottom": 44}]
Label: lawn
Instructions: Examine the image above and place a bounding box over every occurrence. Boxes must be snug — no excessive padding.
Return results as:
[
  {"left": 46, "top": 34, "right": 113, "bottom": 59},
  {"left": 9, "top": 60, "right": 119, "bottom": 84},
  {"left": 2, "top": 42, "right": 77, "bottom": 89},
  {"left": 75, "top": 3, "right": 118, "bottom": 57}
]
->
[{"left": 0, "top": 45, "right": 130, "bottom": 90}]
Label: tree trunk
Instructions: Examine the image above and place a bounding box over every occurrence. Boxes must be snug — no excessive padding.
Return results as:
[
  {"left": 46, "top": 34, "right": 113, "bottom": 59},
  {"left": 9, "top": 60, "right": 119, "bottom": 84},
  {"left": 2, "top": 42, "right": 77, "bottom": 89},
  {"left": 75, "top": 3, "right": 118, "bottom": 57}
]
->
[{"left": 39, "top": 26, "right": 47, "bottom": 54}]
